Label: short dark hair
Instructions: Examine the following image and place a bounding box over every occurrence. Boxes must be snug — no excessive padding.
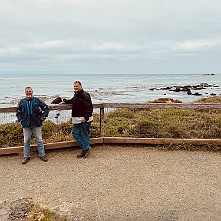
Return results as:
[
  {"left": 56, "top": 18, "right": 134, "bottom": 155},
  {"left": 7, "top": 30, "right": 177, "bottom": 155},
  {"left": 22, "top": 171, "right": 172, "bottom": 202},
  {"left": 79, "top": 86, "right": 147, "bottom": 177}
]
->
[
  {"left": 74, "top": 81, "right": 82, "bottom": 86},
  {"left": 25, "top": 86, "right": 33, "bottom": 91}
]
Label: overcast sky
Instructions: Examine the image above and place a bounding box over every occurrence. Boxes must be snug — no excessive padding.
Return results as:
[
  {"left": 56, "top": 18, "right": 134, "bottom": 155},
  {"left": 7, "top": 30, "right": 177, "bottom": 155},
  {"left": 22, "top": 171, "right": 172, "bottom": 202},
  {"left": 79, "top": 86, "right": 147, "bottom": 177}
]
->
[{"left": 0, "top": 0, "right": 221, "bottom": 74}]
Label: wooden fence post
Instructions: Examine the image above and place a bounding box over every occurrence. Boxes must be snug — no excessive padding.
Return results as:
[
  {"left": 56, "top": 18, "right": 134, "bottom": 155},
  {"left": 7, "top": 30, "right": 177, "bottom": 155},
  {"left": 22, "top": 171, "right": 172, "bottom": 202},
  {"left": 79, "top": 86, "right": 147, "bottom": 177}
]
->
[{"left": 100, "top": 107, "right": 105, "bottom": 137}]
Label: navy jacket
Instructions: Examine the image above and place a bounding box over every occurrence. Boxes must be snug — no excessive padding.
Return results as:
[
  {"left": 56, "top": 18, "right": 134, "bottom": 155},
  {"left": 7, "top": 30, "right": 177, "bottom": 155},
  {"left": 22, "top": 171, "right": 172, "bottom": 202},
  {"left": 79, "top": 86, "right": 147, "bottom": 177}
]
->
[
  {"left": 16, "top": 97, "right": 49, "bottom": 128},
  {"left": 64, "top": 90, "right": 93, "bottom": 121}
]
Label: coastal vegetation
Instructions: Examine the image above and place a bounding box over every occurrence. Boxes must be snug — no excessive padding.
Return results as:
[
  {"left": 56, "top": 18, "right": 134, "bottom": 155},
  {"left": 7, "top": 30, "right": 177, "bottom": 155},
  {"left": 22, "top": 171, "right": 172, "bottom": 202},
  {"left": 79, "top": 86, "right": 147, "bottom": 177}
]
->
[
  {"left": 0, "top": 198, "right": 68, "bottom": 221},
  {"left": 28, "top": 203, "right": 68, "bottom": 221},
  {"left": 193, "top": 96, "right": 221, "bottom": 103},
  {"left": 0, "top": 96, "right": 221, "bottom": 148}
]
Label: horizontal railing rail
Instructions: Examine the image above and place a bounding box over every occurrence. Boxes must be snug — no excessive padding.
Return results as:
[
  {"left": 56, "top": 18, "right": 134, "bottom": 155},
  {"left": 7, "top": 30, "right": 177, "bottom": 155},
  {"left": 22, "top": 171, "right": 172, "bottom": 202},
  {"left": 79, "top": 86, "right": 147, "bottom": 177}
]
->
[
  {"left": 1, "top": 102, "right": 221, "bottom": 113},
  {"left": 1, "top": 102, "right": 221, "bottom": 155}
]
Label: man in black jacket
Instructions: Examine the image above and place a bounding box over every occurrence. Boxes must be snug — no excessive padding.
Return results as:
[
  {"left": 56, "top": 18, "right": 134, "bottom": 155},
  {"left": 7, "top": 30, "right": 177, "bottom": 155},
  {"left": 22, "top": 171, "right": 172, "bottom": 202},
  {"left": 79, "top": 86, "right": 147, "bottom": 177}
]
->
[{"left": 64, "top": 81, "right": 93, "bottom": 158}]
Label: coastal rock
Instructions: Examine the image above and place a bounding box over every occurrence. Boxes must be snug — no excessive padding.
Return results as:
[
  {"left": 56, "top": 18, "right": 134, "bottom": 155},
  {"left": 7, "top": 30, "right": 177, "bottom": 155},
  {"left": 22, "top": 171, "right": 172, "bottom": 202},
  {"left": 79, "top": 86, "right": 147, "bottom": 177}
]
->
[
  {"left": 51, "top": 97, "right": 62, "bottom": 104},
  {"left": 193, "top": 92, "right": 202, "bottom": 96},
  {"left": 150, "top": 98, "right": 182, "bottom": 103},
  {"left": 187, "top": 90, "right": 192, "bottom": 95},
  {"left": 202, "top": 73, "right": 215, "bottom": 75},
  {"left": 149, "top": 83, "right": 220, "bottom": 97}
]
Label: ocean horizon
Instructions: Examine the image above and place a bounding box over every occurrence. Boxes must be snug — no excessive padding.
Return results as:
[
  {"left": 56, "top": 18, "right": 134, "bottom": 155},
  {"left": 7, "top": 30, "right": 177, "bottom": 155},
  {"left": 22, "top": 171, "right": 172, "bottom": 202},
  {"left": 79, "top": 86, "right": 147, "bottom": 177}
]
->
[{"left": 0, "top": 73, "right": 220, "bottom": 108}]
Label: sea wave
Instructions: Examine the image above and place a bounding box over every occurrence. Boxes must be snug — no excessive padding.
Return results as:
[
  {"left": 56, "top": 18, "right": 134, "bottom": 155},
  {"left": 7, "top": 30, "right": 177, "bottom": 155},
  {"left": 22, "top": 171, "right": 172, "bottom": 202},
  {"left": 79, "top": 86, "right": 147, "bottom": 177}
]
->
[{"left": 0, "top": 73, "right": 221, "bottom": 107}]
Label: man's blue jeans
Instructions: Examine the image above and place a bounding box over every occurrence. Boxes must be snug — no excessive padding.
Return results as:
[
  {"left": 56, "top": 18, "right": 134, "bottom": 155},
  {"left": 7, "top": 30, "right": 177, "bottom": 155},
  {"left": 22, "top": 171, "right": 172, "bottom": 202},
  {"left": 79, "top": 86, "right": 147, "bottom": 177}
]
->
[
  {"left": 23, "top": 127, "right": 45, "bottom": 158},
  {"left": 72, "top": 122, "right": 91, "bottom": 150}
]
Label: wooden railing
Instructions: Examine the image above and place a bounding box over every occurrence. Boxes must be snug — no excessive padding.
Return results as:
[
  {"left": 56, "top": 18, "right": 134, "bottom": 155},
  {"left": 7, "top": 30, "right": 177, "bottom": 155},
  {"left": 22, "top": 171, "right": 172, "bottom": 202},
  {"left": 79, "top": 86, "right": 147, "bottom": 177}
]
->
[
  {"left": 1, "top": 102, "right": 221, "bottom": 136},
  {"left": 0, "top": 103, "right": 221, "bottom": 155}
]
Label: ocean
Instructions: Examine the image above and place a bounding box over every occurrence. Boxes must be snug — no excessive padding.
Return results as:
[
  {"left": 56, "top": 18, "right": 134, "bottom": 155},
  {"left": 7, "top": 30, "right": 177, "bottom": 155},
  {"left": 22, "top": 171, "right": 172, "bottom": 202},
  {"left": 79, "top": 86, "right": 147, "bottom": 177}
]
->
[{"left": 0, "top": 73, "right": 221, "bottom": 108}]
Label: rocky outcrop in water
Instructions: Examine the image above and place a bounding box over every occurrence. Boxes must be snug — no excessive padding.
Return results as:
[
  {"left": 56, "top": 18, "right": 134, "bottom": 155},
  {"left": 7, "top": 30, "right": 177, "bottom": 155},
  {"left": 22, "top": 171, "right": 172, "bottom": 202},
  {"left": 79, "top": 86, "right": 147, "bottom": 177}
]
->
[
  {"left": 51, "top": 97, "right": 62, "bottom": 104},
  {"left": 150, "top": 83, "right": 220, "bottom": 96}
]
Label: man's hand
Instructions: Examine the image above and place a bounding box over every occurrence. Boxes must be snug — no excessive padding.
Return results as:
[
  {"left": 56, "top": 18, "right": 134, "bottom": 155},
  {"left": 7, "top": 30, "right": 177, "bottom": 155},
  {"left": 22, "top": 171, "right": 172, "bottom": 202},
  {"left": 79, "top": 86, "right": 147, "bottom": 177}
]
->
[
  {"left": 81, "top": 117, "right": 86, "bottom": 122},
  {"left": 41, "top": 117, "right": 46, "bottom": 121}
]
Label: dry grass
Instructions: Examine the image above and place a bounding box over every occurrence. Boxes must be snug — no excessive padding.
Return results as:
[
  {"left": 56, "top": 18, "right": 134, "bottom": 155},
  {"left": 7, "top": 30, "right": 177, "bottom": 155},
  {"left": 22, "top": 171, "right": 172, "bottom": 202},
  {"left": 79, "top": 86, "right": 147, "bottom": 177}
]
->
[
  {"left": 27, "top": 202, "right": 69, "bottom": 221},
  {"left": 0, "top": 96, "right": 220, "bottom": 148},
  {"left": 193, "top": 95, "right": 221, "bottom": 103}
]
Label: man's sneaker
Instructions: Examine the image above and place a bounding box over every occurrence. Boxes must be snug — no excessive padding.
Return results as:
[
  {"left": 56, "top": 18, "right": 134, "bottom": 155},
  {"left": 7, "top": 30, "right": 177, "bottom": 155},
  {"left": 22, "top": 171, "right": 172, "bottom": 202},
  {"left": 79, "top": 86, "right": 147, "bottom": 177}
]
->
[
  {"left": 39, "top": 156, "right": 48, "bottom": 162},
  {"left": 21, "top": 157, "right": 30, "bottom": 164}
]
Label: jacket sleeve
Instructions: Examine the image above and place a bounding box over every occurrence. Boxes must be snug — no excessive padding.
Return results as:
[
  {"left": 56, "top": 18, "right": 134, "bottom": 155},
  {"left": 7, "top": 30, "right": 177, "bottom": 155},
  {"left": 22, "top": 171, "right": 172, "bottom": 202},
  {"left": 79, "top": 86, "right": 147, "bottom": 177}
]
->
[
  {"left": 16, "top": 101, "right": 23, "bottom": 122},
  {"left": 83, "top": 93, "right": 93, "bottom": 121},
  {"left": 38, "top": 99, "right": 49, "bottom": 118},
  {"left": 63, "top": 97, "right": 73, "bottom": 104}
]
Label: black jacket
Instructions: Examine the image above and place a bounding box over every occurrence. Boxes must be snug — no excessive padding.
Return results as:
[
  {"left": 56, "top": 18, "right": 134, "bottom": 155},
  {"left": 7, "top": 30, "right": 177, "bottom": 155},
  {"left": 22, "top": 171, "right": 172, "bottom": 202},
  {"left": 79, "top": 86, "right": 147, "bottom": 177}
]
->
[{"left": 64, "top": 90, "right": 93, "bottom": 121}]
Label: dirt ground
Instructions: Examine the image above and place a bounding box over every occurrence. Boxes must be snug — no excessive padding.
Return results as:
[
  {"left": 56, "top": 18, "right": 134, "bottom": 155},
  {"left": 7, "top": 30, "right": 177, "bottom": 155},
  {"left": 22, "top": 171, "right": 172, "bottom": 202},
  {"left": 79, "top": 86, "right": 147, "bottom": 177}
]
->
[{"left": 0, "top": 145, "right": 221, "bottom": 221}]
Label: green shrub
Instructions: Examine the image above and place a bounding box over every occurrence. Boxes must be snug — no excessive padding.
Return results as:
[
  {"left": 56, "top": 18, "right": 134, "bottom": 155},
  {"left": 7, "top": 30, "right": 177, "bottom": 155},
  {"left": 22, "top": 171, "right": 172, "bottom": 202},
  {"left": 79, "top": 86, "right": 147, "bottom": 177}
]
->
[
  {"left": 104, "top": 116, "right": 131, "bottom": 137},
  {"left": 129, "top": 120, "right": 159, "bottom": 138},
  {"left": 107, "top": 108, "right": 134, "bottom": 118},
  {"left": 0, "top": 123, "right": 23, "bottom": 147},
  {"left": 1, "top": 98, "right": 221, "bottom": 148},
  {"left": 42, "top": 120, "right": 57, "bottom": 139},
  {"left": 193, "top": 95, "right": 221, "bottom": 103}
]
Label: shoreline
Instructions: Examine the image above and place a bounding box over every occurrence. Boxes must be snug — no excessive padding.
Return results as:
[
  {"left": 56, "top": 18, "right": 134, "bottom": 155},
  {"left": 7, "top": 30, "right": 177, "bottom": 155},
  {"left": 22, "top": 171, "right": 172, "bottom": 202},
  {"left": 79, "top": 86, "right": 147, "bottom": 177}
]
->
[{"left": 1, "top": 74, "right": 220, "bottom": 107}]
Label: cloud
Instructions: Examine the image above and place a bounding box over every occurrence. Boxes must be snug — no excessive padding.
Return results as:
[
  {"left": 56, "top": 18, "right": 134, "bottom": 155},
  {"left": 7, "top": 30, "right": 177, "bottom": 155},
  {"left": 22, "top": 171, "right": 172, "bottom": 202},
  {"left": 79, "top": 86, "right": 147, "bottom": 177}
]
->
[
  {"left": 0, "top": 46, "right": 23, "bottom": 54},
  {"left": 91, "top": 42, "right": 141, "bottom": 54},
  {"left": 0, "top": 0, "right": 221, "bottom": 73},
  {"left": 32, "top": 40, "right": 68, "bottom": 49},
  {"left": 175, "top": 39, "right": 220, "bottom": 50}
]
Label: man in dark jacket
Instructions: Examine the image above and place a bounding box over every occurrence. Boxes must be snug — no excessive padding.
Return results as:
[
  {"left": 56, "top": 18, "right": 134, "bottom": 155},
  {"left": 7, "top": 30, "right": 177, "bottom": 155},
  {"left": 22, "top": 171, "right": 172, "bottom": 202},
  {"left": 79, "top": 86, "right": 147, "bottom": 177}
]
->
[
  {"left": 16, "top": 87, "right": 49, "bottom": 164},
  {"left": 63, "top": 81, "right": 93, "bottom": 158}
]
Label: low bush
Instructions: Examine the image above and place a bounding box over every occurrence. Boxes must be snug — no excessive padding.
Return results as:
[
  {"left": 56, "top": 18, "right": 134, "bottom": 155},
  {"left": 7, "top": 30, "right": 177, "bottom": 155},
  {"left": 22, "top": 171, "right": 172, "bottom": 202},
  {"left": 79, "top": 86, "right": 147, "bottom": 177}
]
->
[
  {"left": 28, "top": 202, "right": 69, "bottom": 221},
  {"left": 1, "top": 96, "right": 220, "bottom": 148}
]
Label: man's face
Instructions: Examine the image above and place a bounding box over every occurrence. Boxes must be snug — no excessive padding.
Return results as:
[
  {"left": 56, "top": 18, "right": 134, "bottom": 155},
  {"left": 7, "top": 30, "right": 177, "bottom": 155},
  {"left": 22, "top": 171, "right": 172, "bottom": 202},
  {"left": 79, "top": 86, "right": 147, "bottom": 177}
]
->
[
  {"left": 74, "top": 83, "right": 82, "bottom": 93},
  {"left": 25, "top": 88, "right": 33, "bottom": 99}
]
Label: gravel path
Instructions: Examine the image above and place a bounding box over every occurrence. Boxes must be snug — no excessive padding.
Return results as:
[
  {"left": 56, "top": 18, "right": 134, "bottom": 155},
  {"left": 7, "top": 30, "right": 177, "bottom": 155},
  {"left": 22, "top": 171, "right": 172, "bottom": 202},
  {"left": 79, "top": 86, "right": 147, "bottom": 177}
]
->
[{"left": 1, "top": 145, "right": 221, "bottom": 221}]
